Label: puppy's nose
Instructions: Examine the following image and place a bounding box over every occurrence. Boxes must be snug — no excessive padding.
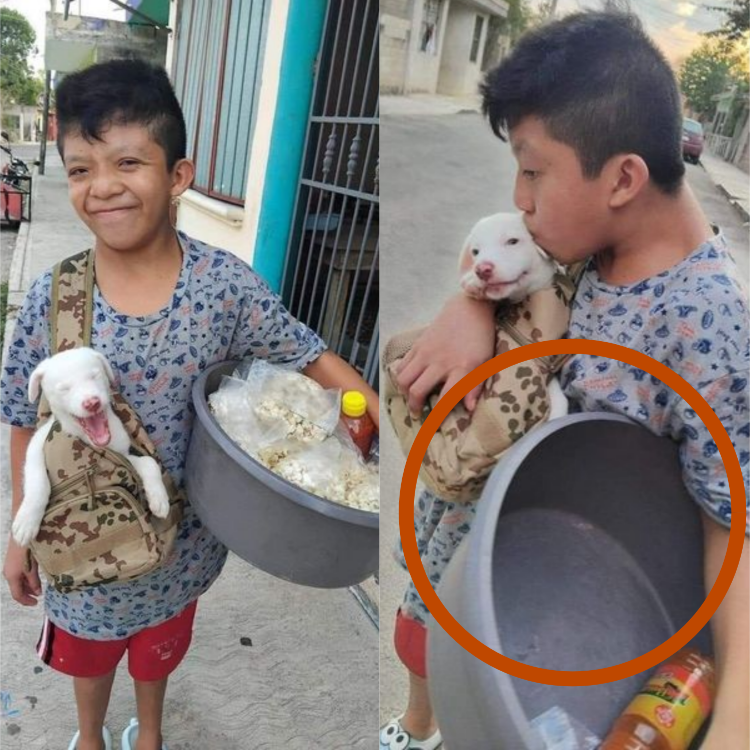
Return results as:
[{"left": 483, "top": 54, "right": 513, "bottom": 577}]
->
[
  {"left": 82, "top": 397, "right": 101, "bottom": 414},
  {"left": 475, "top": 262, "right": 495, "bottom": 281}
]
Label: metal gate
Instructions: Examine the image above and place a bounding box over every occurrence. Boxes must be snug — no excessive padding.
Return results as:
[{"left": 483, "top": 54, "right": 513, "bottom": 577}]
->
[{"left": 282, "top": 0, "right": 379, "bottom": 387}]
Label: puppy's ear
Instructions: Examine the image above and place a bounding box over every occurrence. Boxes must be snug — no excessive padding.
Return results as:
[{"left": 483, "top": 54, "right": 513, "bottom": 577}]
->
[
  {"left": 93, "top": 351, "right": 116, "bottom": 385},
  {"left": 28, "top": 361, "right": 47, "bottom": 403},
  {"left": 458, "top": 234, "right": 476, "bottom": 274}
]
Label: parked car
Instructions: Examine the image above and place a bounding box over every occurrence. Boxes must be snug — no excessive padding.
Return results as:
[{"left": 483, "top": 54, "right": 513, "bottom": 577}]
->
[{"left": 682, "top": 118, "right": 704, "bottom": 164}]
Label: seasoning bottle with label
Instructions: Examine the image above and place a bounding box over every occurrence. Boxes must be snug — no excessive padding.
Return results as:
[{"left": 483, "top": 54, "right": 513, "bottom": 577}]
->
[
  {"left": 600, "top": 648, "right": 715, "bottom": 750},
  {"left": 342, "top": 390, "right": 375, "bottom": 459}
]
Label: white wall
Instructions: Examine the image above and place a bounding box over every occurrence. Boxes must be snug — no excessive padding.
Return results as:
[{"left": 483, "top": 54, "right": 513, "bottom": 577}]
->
[
  {"left": 437, "top": 5, "right": 488, "bottom": 96},
  {"left": 406, "top": 0, "right": 451, "bottom": 94},
  {"left": 380, "top": 13, "right": 411, "bottom": 93},
  {"left": 166, "top": 0, "right": 290, "bottom": 265}
]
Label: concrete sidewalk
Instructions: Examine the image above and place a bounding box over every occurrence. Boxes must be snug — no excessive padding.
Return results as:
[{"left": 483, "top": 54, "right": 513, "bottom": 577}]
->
[
  {"left": 700, "top": 151, "right": 749, "bottom": 223},
  {"left": 1, "top": 152, "right": 377, "bottom": 749}
]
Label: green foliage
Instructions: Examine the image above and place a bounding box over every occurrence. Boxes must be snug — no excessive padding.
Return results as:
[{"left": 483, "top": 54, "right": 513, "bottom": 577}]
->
[
  {"left": 703, "top": 0, "right": 750, "bottom": 42},
  {"left": 679, "top": 38, "right": 748, "bottom": 119},
  {"left": 0, "top": 8, "right": 39, "bottom": 106}
]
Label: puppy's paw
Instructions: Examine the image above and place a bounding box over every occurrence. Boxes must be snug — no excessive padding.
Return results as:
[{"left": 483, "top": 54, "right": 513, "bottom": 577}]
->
[
  {"left": 12, "top": 506, "right": 43, "bottom": 547},
  {"left": 145, "top": 482, "right": 171, "bottom": 519}
]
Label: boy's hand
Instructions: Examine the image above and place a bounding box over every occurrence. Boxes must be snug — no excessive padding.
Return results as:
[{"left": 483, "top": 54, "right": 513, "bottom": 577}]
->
[
  {"left": 394, "top": 293, "right": 496, "bottom": 415},
  {"left": 3, "top": 536, "right": 42, "bottom": 606},
  {"left": 699, "top": 722, "right": 748, "bottom": 750}
]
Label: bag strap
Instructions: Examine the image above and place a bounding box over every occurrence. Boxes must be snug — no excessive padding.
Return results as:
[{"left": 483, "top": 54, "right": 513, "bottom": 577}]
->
[
  {"left": 498, "top": 259, "right": 588, "bottom": 376},
  {"left": 42, "top": 249, "right": 170, "bottom": 470}
]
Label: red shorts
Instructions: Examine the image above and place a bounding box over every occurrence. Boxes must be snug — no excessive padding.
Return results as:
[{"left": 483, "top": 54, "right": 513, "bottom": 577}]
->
[
  {"left": 394, "top": 608, "right": 428, "bottom": 678},
  {"left": 36, "top": 600, "right": 198, "bottom": 681}
]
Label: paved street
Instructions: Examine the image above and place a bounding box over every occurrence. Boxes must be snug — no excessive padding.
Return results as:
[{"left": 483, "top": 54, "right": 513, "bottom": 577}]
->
[{"left": 378, "top": 105, "right": 749, "bottom": 727}]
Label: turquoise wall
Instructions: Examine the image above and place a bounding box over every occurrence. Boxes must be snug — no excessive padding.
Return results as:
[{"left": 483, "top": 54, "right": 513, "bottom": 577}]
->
[{"left": 252, "top": 0, "right": 327, "bottom": 292}]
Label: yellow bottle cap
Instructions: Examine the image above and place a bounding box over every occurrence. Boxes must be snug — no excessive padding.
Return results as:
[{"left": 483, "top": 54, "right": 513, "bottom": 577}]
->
[{"left": 342, "top": 390, "right": 367, "bottom": 418}]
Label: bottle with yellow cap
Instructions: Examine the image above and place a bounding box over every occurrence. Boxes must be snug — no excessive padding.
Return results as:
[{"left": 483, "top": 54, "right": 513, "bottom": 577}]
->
[{"left": 342, "top": 390, "right": 375, "bottom": 459}]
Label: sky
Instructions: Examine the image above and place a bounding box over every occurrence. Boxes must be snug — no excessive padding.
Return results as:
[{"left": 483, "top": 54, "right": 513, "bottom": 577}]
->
[
  {"left": 0, "top": 0, "right": 738, "bottom": 73},
  {"left": 545, "top": 0, "right": 737, "bottom": 65}
]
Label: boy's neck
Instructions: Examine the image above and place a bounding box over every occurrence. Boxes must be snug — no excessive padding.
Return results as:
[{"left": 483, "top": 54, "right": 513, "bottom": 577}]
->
[
  {"left": 93, "top": 222, "right": 182, "bottom": 276},
  {"left": 595, "top": 183, "right": 715, "bottom": 286},
  {"left": 93, "top": 222, "right": 184, "bottom": 316}
]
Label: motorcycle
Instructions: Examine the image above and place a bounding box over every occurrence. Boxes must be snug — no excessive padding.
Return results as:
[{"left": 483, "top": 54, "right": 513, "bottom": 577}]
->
[{"left": 1, "top": 131, "right": 34, "bottom": 227}]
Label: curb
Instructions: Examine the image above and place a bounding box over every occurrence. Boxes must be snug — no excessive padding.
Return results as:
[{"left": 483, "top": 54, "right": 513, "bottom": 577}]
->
[
  {"left": 7, "top": 164, "right": 39, "bottom": 309},
  {"left": 701, "top": 162, "right": 750, "bottom": 224},
  {"left": 716, "top": 183, "right": 750, "bottom": 224}
]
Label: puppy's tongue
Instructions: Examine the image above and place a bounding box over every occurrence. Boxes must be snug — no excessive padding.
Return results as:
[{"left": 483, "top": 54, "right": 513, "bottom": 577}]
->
[{"left": 78, "top": 412, "right": 111, "bottom": 447}]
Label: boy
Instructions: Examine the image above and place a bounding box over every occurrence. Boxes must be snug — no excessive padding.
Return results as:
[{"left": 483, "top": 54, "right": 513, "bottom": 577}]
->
[
  {"left": 388, "top": 11, "right": 748, "bottom": 750},
  {"left": 1, "top": 59, "right": 378, "bottom": 750}
]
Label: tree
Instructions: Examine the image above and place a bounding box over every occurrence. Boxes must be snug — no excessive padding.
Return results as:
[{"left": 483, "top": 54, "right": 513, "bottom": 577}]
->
[
  {"left": 0, "top": 8, "right": 39, "bottom": 106},
  {"left": 703, "top": 0, "right": 750, "bottom": 42},
  {"left": 679, "top": 38, "right": 748, "bottom": 120}
]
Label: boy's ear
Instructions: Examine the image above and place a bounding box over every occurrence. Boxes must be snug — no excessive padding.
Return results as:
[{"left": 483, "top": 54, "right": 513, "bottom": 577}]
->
[
  {"left": 171, "top": 157, "right": 195, "bottom": 196},
  {"left": 607, "top": 154, "right": 650, "bottom": 209}
]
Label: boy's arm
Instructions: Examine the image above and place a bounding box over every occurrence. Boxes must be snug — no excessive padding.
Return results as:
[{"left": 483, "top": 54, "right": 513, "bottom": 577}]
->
[
  {"left": 3, "top": 426, "right": 43, "bottom": 606},
  {"left": 394, "top": 293, "right": 496, "bottom": 414},
  {"left": 303, "top": 350, "right": 379, "bottom": 431},
  {"left": 699, "top": 516, "right": 749, "bottom": 749}
]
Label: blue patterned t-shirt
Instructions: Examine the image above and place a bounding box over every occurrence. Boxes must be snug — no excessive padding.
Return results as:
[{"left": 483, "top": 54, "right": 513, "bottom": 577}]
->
[
  {"left": 1, "top": 230, "right": 326, "bottom": 639},
  {"left": 561, "top": 237, "right": 749, "bottom": 534}
]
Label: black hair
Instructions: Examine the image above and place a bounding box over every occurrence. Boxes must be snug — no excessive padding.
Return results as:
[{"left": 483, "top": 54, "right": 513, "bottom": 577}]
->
[
  {"left": 480, "top": 11, "right": 685, "bottom": 195},
  {"left": 55, "top": 58, "right": 186, "bottom": 171}
]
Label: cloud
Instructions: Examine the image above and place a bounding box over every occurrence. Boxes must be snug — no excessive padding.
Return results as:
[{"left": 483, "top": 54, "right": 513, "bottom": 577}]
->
[
  {"left": 652, "top": 21, "right": 704, "bottom": 65},
  {"left": 676, "top": 2, "right": 697, "bottom": 17}
]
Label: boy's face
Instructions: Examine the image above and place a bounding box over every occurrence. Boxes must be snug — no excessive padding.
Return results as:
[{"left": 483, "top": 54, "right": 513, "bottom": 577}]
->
[
  {"left": 509, "top": 116, "right": 613, "bottom": 265},
  {"left": 62, "top": 122, "right": 192, "bottom": 251}
]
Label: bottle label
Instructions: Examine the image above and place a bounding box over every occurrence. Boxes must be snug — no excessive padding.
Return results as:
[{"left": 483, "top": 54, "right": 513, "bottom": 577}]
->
[{"left": 625, "top": 664, "right": 712, "bottom": 749}]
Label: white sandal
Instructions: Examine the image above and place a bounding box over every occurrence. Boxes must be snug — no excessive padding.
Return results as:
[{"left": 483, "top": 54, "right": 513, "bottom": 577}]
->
[
  {"left": 67, "top": 725, "right": 113, "bottom": 750},
  {"left": 120, "top": 718, "right": 168, "bottom": 750},
  {"left": 379, "top": 715, "right": 442, "bottom": 750}
]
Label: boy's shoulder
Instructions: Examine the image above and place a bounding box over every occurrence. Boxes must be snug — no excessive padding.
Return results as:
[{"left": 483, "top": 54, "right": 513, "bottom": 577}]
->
[
  {"left": 658, "top": 241, "right": 748, "bottom": 324},
  {"left": 647, "top": 241, "right": 748, "bottom": 380},
  {"left": 176, "top": 231, "right": 268, "bottom": 291},
  {"left": 584, "top": 239, "right": 747, "bottom": 315}
]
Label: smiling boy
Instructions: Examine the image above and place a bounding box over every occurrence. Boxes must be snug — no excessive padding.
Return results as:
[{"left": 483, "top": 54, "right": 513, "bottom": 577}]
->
[
  {"left": 2, "top": 59, "right": 377, "bottom": 750},
  {"left": 392, "top": 11, "right": 748, "bottom": 749}
]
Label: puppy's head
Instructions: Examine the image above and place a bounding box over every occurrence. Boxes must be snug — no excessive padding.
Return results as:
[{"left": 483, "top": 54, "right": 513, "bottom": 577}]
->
[
  {"left": 29, "top": 347, "right": 116, "bottom": 447},
  {"left": 459, "top": 213, "right": 556, "bottom": 302}
]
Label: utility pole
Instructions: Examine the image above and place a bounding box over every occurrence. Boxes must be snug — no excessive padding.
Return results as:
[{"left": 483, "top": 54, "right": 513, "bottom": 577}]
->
[
  {"left": 38, "top": 70, "right": 52, "bottom": 175},
  {"left": 39, "top": 0, "right": 57, "bottom": 174}
]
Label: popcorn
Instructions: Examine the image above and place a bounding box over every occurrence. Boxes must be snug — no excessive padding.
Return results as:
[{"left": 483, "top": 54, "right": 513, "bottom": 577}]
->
[
  {"left": 209, "top": 361, "right": 379, "bottom": 513},
  {"left": 255, "top": 399, "right": 329, "bottom": 444}
]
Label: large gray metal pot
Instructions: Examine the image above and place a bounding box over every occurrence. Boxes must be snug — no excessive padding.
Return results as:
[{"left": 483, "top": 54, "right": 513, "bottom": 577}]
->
[
  {"left": 185, "top": 361, "right": 378, "bottom": 588},
  {"left": 428, "top": 413, "right": 713, "bottom": 749}
]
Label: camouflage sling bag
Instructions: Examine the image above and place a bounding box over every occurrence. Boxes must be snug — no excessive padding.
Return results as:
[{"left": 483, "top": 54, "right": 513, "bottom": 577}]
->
[
  {"left": 28, "top": 249, "right": 184, "bottom": 593},
  {"left": 383, "top": 265, "right": 584, "bottom": 504}
]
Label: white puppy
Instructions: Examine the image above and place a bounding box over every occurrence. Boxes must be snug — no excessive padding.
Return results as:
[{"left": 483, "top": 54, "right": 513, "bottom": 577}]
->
[
  {"left": 12, "top": 347, "right": 170, "bottom": 547},
  {"left": 459, "top": 212, "right": 558, "bottom": 302},
  {"left": 458, "top": 212, "right": 568, "bottom": 418}
]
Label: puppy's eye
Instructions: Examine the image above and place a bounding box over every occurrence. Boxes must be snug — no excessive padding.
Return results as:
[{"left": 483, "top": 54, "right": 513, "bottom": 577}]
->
[
  {"left": 507, "top": 238, "right": 519, "bottom": 246},
  {"left": 471, "top": 248, "right": 479, "bottom": 256},
  {"left": 57, "top": 384, "right": 71, "bottom": 393}
]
